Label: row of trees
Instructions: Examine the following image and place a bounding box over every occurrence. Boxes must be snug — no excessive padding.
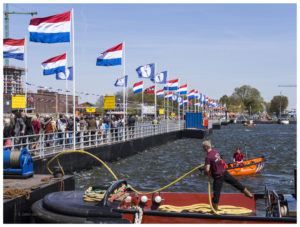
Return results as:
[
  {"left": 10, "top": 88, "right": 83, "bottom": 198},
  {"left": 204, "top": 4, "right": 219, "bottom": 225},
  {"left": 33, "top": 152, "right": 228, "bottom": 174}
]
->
[{"left": 219, "top": 85, "right": 288, "bottom": 116}]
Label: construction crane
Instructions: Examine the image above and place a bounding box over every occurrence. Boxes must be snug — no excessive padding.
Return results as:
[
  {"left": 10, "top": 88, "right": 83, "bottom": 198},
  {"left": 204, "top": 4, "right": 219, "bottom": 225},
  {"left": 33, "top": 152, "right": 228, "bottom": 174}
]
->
[
  {"left": 4, "top": 3, "right": 37, "bottom": 65},
  {"left": 278, "top": 85, "right": 296, "bottom": 87}
]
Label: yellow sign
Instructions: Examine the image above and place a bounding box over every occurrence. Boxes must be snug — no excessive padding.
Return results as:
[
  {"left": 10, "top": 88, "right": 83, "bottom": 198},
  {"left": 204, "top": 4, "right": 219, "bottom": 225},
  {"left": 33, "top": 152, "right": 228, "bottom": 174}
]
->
[
  {"left": 12, "top": 95, "right": 26, "bottom": 109},
  {"left": 159, "top": 109, "right": 164, "bottom": 115},
  {"left": 104, "top": 96, "right": 115, "bottom": 109},
  {"left": 171, "top": 113, "right": 175, "bottom": 116},
  {"left": 86, "top": 107, "right": 96, "bottom": 113}
]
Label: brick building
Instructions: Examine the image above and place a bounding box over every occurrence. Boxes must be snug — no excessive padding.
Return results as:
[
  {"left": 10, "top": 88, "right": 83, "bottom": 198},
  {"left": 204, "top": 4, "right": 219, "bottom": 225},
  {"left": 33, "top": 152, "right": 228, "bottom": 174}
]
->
[{"left": 27, "top": 90, "right": 78, "bottom": 114}]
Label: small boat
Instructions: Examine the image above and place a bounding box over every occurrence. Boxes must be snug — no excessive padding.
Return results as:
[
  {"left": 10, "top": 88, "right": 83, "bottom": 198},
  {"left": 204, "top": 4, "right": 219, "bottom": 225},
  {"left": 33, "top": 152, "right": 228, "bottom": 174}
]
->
[
  {"left": 244, "top": 123, "right": 256, "bottom": 127},
  {"left": 31, "top": 179, "right": 296, "bottom": 224},
  {"left": 225, "top": 157, "right": 265, "bottom": 176},
  {"left": 278, "top": 118, "right": 289, "bottom": 125}
]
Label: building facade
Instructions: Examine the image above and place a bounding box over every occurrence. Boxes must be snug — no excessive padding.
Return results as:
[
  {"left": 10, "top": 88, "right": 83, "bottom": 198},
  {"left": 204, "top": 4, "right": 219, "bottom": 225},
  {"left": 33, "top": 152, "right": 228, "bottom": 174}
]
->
[
  {"left": 27, "top": 90, "right": 78, "bottom": 114},
  {"left": 3, "top": 66, "right": 24, "bottom": 94}
]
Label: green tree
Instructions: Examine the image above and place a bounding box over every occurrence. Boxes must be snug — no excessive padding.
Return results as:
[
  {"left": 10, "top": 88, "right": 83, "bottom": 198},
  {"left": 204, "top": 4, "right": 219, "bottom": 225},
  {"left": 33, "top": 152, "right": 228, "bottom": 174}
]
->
[
  {"left": 269, "top": 95, "right": 288, "bottom": 117},
  {"left": 232, "top": 85, "right": 264, "bottom": 114}
]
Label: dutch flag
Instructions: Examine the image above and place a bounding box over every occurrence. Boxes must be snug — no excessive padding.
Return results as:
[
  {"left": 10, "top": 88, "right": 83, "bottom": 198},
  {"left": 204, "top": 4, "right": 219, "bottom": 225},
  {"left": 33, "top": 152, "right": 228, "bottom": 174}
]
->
[
  {"left": 176, "top": 84, "right": 187, "bottom": 95},
  {"left": 133, "top": 81, "right": 143, "bottom": 94},
  {"left": 28, "top": 11, "right": 71, "bottom": 43},
  {"left": 3, "top": 38, "right": 25, "bottom": 60},
  {"left": 195, "top": 90, "right": 200, "bottom": 100},
  {"left": 164, "top": 79, "right": 179, "bottom": 90},
  {"left": 96, "top": 43, "right": 123, "bottom": 66},
  {"left": 164, "top": 92, "right": 173, "bottom": 99},
  {"left": 41, "top": 53, "right": 66, "bottom": 75},
  {"left": 156, "top": 89, "right": 164, "bottom": 98},
  {"left": 183, "top": 98, "right": 188, "bottom": 105},
  {"left": 187, "top": 89, "right": 195, "bottom": 99}
]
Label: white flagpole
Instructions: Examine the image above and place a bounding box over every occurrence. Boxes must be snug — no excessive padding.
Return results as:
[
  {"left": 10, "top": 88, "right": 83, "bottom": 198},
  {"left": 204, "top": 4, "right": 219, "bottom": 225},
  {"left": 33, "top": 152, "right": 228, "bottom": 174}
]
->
[
  {"left": 123, "top": 41, "right": 126, "bottom": 141},
  {"left": 163, "top": 92, "right": 165, "bottom": 120},
  {"left": 142, "top": 87, "right": 144, "bottom": 122},
  {"left": 154, "top": 63, "right": 157, "bottom": 120},
  {"left": 66, "top": 54, "right": 68, "bottom": 115},
  {"left": 71, "top": 8, "right": 76, "bottom": 150},
  {"left": 177, "top": 81, "right": 180, "bottom": 129},
  {"left": 24, "top": 36, "right": 28, "bottom": 114},
  {"left": 167, "top": 87, "right": 169, "bottom": 132}
]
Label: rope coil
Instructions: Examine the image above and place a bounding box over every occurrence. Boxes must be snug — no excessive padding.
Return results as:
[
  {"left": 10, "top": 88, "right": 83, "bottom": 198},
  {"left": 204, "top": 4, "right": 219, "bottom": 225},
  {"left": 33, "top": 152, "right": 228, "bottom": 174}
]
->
[{"left": 47, "top": 150, "right": 253, "bottom": 216}]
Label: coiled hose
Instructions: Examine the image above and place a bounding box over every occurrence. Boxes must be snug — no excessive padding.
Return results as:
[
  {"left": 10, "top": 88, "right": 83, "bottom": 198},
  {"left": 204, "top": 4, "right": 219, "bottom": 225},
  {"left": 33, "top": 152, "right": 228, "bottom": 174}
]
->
[{"left": 47, "top": 150, "right": 252, "bottom": 215}]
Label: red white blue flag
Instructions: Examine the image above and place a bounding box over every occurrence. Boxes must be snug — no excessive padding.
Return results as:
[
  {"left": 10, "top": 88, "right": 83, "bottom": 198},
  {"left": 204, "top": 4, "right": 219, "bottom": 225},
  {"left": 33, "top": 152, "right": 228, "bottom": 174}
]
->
[
  {"left": 97, "top": 43, "right": 123, "bottom": 66},
  {"left": 176, "top": 84, "right": 187, "bottom": 95},
  {"left": 164, "top": 79, "right": 179, "bottom": 90},
  {"left": 156, "top": 89, "right": 164, "bottom": 98},
  {"left": 42, "top": 53, "right": 66, "bottom": 75},
  {"left": 133, "top": 81, "right": 143, "bottom": 94},
  {"left": 3, "top": 38, "right": 25, "bottom": 60},
  {"left": 29, "top": 11, "right": 71, "bottom": 43}
]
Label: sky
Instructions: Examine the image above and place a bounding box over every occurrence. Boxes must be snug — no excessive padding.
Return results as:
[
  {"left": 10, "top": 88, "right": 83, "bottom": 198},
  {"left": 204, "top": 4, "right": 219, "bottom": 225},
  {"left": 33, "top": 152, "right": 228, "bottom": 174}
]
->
[{"left": 2, "top": 2, "right": 297, "bottom": 110}]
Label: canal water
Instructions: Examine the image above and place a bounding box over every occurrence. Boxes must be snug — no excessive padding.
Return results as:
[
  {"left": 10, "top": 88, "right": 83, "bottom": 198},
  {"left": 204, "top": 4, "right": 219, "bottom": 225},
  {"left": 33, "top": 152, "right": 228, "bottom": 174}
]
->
[{"left": 74, "top": 124, "right": 296, "bottom": 195}]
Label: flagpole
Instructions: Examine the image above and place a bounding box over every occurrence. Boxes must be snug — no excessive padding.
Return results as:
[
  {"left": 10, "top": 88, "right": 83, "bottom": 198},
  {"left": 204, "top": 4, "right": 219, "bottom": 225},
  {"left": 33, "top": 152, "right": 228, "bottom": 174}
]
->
[
  {"left": 65, "top": 54, "right": 68, "bottom": 115},
  {"left": 154, "top": 63, "right": 157, "bottom": 120},
  {"left": 142, "top": 88, "right": 144, "bottom": 122},
  {"left": 163, "top": 93, "right": 165, "bottom": 120},
  {"left": 177, "top": 81, "right": 180, "bottom": 129},
  {"left": 123, "top": 41, "right": 126, "bottom": 141},
  {"left": 71, "top": 8, "right": 76, "bottom": 150},
  {"left": 24, "top": 36, "right": 28, "bottom": 114},
  {"left": 167, "top": 87, "right": 169, "bottom": 133}
]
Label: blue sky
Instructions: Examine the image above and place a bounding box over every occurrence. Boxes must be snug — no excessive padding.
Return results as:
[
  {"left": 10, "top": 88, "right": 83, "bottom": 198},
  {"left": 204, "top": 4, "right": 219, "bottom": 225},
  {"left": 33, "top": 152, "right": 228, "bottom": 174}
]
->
[{"left": 4, "top": 3, "right": 297, "bottom": 109}]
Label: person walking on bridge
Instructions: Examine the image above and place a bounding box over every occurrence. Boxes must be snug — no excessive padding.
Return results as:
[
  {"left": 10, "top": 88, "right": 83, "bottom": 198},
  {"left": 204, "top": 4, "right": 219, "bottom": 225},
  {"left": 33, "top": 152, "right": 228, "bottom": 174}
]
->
[{"left": 202, "top": 140, "right": 253, "bottom": 211}]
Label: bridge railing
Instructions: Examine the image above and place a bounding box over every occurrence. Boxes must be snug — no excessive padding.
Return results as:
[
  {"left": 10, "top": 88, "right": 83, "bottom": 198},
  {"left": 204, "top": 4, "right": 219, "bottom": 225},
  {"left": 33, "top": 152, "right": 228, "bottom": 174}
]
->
[{"left": 3, "top": 121, "right": 185, "bottom": 159}]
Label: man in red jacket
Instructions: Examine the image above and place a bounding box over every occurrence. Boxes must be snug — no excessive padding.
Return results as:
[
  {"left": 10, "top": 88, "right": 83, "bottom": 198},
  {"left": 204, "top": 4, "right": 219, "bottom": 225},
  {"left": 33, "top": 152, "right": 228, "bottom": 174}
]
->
[{"left": 202, "top": 140, "right": 252, "bottom": 210}]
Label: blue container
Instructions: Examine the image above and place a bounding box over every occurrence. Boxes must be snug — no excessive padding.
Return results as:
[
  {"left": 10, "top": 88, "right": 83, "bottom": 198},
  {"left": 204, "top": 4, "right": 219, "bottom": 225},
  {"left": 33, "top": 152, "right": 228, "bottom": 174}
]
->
[{"left": 185, "top": 112, "right": 204, "bottom": 129}]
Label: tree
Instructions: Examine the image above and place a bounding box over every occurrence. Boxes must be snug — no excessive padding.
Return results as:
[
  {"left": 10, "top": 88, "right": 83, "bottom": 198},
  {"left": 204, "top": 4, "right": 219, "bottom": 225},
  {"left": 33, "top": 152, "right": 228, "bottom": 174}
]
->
[
  {"left": 269, "top": 95, "right": 288, "bottom": 117},
  {"left": 232, "top": 85, "right": 264, "bottom": 114},
  {"left": 219, "top": 95, "right": 229, "bottom": 106}
]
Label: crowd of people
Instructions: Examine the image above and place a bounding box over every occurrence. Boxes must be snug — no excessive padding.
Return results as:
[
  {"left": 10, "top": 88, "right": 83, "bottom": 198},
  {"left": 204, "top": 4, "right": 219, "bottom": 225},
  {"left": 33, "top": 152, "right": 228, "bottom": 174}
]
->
[{"left": 3, "top": 112, "right": 137, "bottom": 151}]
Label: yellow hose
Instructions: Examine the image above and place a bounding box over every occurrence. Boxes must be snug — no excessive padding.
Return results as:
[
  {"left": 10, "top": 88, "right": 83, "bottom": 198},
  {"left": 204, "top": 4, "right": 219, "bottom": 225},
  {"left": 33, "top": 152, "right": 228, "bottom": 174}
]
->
[
  {"left": 47, "top": 149, "right": 252, "bottom": 215},
  {"left": 46, "top": 150, "right": 204, "bottom": 195}
]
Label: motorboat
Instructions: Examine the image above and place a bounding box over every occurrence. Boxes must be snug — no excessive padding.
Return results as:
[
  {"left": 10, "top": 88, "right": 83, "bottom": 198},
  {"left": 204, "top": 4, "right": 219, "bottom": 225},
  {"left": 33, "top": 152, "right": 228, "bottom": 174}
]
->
[{"left": 225, "top": 157, "right": 265, "bottom": 176}]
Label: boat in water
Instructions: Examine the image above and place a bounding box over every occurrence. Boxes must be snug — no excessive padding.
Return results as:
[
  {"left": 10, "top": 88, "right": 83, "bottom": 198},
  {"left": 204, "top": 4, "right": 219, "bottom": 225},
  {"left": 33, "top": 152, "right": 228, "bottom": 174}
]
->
[
  {"left": 244, "top": 120, "right": 255, "bottom": 127},
  {"left": 278, "top": 118, "right": 290, "bottom": 125},
  {"left": 225, "top": 157, "right": 265, "bottom": 176},
  {"left": 31, "top": 178, "right": 296, "bottom": 224}
]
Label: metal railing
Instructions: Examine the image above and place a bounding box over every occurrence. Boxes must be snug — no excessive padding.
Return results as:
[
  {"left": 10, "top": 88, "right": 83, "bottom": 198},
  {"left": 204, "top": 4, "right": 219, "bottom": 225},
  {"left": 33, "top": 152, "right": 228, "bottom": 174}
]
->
[{"left": 3, "top": 120, "right": 185, "bottom": 159}]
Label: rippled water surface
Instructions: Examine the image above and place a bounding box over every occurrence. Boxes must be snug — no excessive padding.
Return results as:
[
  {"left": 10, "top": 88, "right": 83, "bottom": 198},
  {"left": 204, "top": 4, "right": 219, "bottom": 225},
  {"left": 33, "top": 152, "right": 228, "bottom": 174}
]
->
[{"left": 74, "top": 124, "right": 296, "bottom": 195}]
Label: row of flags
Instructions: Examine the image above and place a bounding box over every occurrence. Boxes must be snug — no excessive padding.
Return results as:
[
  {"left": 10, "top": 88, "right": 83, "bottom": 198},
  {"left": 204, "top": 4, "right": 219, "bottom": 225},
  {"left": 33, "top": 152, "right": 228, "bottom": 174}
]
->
[
  {"left": 3, "top": 11, "right": 73, "bottom": 81},
  {"left": 3, "top": 9, "right": 223, "bottom": 109}
]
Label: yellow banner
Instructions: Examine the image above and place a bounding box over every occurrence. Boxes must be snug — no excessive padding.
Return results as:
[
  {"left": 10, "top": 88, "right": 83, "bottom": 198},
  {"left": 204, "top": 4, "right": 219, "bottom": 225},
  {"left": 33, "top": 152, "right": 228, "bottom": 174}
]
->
[
  {"left": 86, "top": 107, "right": 96, "bottom": 113},
  {"left": 159, "top": 109, "right": 164, "bottom": 115},
  {"left": 104, "top": 96, "right": 115, "bottom": 109},
  {"left": 12, "top": 95, "right": 26, "bottom": 109}
]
